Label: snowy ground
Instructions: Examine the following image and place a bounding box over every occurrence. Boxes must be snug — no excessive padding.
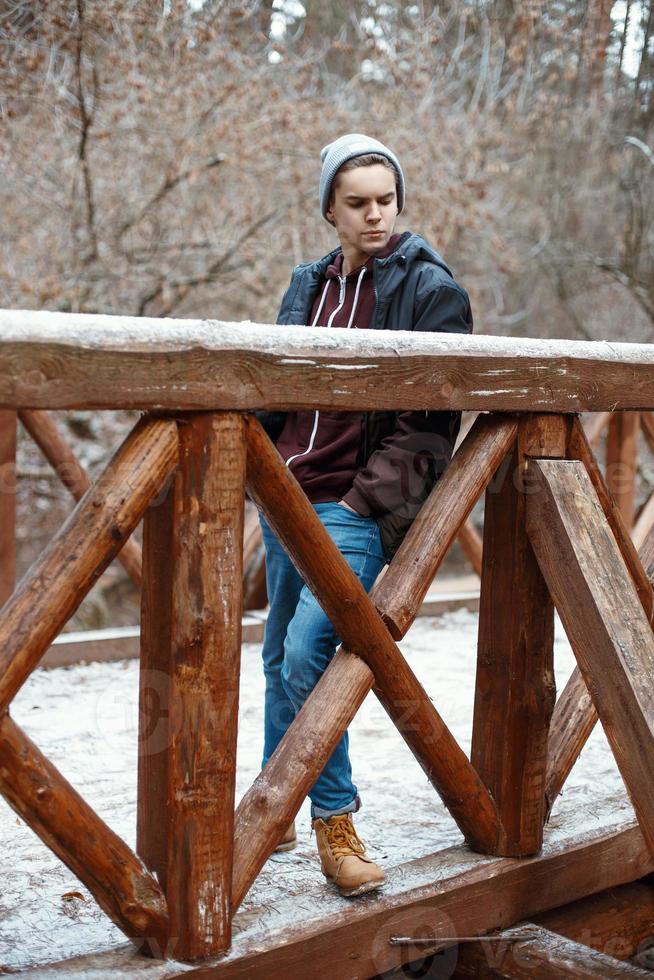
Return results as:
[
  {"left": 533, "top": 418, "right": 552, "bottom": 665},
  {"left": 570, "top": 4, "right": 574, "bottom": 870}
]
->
[{"left": 0, "top": 609, "right": 630, "bottom": 974}]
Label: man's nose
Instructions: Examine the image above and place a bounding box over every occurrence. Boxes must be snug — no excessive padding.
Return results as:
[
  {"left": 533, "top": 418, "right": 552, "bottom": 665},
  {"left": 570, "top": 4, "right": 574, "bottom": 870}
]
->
[{"left": 366, "top": 202, "right": 381, "bottom": 222}]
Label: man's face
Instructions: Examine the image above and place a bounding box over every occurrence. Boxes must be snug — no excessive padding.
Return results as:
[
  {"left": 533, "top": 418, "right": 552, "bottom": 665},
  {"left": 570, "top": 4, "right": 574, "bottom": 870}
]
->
[{"left": 326, "top": 163, "right": 399, "bottom": 269}]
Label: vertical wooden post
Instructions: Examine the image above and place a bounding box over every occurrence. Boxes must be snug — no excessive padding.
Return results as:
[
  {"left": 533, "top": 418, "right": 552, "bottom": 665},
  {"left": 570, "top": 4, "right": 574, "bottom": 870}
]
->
[
  {"left": 606, "top": 411, "right": 639, "bottom": 528},
  {"left": 137, "top": 473, "right": 175, "bottom": 897},
  {"left": 471, "top": 415, "right": 567, "bottom": 856},
  {"left": 0, "top": 411, "right": 17, "bottom": 607},
  {"left": 137, "top": 412, "right": 245, "bottom": 962}
]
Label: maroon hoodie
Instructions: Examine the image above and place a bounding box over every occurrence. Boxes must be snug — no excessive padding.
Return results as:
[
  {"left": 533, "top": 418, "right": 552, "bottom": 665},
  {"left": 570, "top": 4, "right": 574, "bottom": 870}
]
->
[{"left": 275, "top": 235, "right": 403, "bottom": 511}]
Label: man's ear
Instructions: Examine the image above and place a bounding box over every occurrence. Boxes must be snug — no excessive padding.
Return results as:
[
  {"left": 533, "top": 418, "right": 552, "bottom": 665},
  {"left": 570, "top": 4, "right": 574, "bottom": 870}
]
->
[{"left": 325, "top": 206, "right": 335, "bottom": 227}]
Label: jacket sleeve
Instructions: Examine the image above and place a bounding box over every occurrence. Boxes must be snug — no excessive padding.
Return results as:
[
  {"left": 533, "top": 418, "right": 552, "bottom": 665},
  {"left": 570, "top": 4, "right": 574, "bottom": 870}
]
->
[{"left": 342, "top": 283, "right": 473, "bottom": 557}]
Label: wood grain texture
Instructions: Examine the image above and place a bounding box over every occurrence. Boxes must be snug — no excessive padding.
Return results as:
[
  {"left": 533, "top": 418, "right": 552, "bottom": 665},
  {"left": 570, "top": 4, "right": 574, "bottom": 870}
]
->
[
  {"left": 4, "top": 310, "right": 654, "bottom": 411},
  {"left": 232, "top": 419, "right": 514, "bottom": 909},
  {"left": 0, "top": 409, "right": 16, "bottom": 607},
  {"left": 10, "top": 810, "right": 652, "bottom": 979},
  {"left": 606, "top": 411, "right": 640, "bottom": 529},
  {"left": 137, "top": 477, "right": 175, "bottom": 896},
  {"left": 165, "top": 413, "right": 246, "bottom": 960},
  {"left": 244, "top": 416, "right": 501, "bottom": 866},
  {"left": 19, "top": 408, "right": 142, "bottom": 587},
  {"left": 544, "top": 417, "right": 654, "bottom": 816},
  {"left": 527, "top": 459, "right": 654, "bottom": 857},
  {"left": 0, "top": 712, "right": 169, "bottom": 950},
  {"left": 544, "top": 668, "right": 597, "bottom": 818},
  {"left": 452, "top": 923, "right": 652, "bottom": 978},
  {"left": 568, "top": 416, "right": 653, "bottom": 619},
  {"left": 470, "top": 417, "right": 564, "bottom": 857},
  {"left": 0, "top": 415, "right": 178, "bottom": 714},
  {"left": 535, "top": 878, "right": 654, "bottom": 961},
  {"left": 376, "top": 413, "right": 518, "bottom": 640},
  {"left": 176, "top": 820, "right": 653, "bottom": 979}
]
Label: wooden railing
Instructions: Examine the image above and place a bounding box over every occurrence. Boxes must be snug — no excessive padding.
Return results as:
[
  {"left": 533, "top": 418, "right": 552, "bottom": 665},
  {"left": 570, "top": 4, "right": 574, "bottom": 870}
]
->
[{"left": 2, "top": 310, "right": 654, "bottom": 963}]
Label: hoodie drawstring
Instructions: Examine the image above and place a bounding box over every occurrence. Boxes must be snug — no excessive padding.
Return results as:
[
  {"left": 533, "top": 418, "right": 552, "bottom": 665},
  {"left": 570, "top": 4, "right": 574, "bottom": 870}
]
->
[{"left": 285, "top": 267, "right": 366, "bottom": 470}]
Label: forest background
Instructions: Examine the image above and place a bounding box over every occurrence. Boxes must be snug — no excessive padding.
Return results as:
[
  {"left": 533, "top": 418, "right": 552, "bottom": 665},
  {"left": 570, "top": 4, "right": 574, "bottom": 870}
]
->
[{"left": 1, "top": 0, "right": 653, "bottom": 628}]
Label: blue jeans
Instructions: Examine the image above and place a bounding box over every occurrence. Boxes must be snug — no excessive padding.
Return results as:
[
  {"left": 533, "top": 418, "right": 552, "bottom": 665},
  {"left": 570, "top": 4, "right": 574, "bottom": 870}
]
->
[{"left": 260, "top": 502, "right": 387, "bottom": 820}]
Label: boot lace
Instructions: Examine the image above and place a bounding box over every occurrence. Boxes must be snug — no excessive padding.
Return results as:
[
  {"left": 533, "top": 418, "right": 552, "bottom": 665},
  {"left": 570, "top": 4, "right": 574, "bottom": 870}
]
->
[{"left": 325, "top": 815, "right": 366, "bottom": 858}]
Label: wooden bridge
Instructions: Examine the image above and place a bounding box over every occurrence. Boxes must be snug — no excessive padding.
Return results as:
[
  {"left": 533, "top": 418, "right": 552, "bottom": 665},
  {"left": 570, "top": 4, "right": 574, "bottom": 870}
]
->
[{"left": 2, "top": 309, "right": 654, "bottom": 977}]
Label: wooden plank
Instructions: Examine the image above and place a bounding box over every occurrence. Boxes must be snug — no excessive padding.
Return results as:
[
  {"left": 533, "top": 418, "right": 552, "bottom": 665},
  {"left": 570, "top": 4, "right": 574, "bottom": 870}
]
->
[
  {"left": 453, "top": 923, "right": 652, "bottom": 977},
  {"left": 11, "top": 809, "right": 653, "bottom": 979},
  {"left": 5, "top": 310, "right": 654, "bottom": 412},
  {"left": 165, "top": 413, "right": 246, "bottom": 960},
  {"left": 526, "top": 459, "right": 654, "bottom": 857},
  {"left": 234, "top": 416, "right": 501, "bottom": 909},
  {"left": 0, "top": 409, "right": 16, "bottom": 606},
  {"left": 0, "top": 416, "right": 178, "bottom": 714},
  {"left": 0, "top": 712, "right": 169, "bottom": 951},
  {"left": 375, "top": 412, "right": 518, "bottom": 639},
  {"left": 535, "top": 878, "right": 654, "bottom": 961},
  {"left": 606, "top": 411, "right": 640, "bottom": 529},
  {"left": 470, "top": 416, "right": 564, "bottom": 857},
  {"left": 19, "top": 408, "right": 143, "bottom": 587}
]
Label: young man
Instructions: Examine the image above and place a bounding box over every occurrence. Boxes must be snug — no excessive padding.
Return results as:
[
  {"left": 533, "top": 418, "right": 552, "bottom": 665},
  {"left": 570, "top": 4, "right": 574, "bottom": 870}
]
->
[{"left": 258, "top": 133, "right": 473, "bottom": 897}]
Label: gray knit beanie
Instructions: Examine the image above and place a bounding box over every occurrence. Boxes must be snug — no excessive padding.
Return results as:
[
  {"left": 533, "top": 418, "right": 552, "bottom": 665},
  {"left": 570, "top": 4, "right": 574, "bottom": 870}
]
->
[{"left": 319, "top": 133, "right": 405, "bottom": 218}]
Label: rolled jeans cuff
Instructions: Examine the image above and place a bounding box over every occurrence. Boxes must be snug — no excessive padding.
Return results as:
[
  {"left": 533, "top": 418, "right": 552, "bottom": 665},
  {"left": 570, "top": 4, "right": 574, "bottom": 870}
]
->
[{"left": 311, "top": 793, "right": 361, "bottom": 822}]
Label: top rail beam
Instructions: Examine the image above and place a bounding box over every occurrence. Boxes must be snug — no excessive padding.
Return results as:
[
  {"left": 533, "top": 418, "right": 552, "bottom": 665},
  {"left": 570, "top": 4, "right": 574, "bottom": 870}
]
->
[{"left": 3, "top": 309, "right": 654, "bottom": 412}]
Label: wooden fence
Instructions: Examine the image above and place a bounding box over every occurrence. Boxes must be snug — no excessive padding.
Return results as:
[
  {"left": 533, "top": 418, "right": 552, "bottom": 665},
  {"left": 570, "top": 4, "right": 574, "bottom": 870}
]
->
[{"left": 2, "top": 310, "right": 654, "bottom": 965}]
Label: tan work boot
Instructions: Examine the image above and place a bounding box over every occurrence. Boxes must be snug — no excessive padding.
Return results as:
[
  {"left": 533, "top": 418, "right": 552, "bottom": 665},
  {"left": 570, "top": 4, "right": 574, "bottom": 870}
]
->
[
  {"left": 312, "top": 812, "right": 385, "bottom": 897},
  {"left": 274, "top": 821, "right": 297, "bottom": 852}
]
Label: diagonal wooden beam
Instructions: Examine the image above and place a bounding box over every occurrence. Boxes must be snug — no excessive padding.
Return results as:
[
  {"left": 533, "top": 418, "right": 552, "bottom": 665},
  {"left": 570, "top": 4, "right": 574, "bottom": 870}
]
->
[
  {"left": 232, "top": 416, "right": 502, "bottom": 908},
  {"left": 376, "top": 413, "right": 518, "bottom": 639},
  {"left": 544, "top": 417, "right": 654, "bottom": 815},
  {"left": 231, "top": 647, "right": 374, "bottom": 911},
  {"left": 569, "top": 416, "right": 653, "bottom": 618},
  {"left": 233, "top": 415, "right": 517, "bottom": 907},
  {"left": 0, "top": 711, "right": 169, "bottom": 950},
  {"left": 19, "top": 409, "right": 143, "bottom": 587},
  {"left": 0, "top": 415, "right": 178, "bottom": 714},
  {"left": 527, "top": 459, "right": 654, "bottom": 857}
]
